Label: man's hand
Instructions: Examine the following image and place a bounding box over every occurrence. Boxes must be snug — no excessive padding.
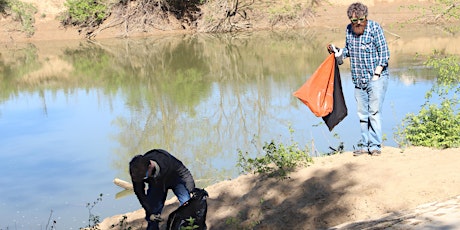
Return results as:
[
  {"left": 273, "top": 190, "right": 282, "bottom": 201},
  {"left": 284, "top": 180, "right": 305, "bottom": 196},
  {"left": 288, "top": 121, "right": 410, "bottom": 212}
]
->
[
  {"left": 328, "top": 44, "right": 344, "bottom": 65},
  {"left": 372, "top": 66, "right": 383, "bottom": 80},
  {"left": 191, "top": 187, "right": 201, "bottom": 194},
  {"left": 327, "top": 44, "right": 335, "bottom": 54},
  {"left": 328, "top": 44, "right": 343, "bottom": 57},
  {"left": 149, "top": 214, "right": 163, "bottom": 222}
]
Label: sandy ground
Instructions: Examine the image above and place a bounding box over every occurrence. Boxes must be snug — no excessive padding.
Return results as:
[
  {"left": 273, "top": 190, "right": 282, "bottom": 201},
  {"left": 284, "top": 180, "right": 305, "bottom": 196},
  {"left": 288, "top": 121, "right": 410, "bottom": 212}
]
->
[
  {"left": 3, "top": 0, "right": 460, "bottom": 229},
  {"left": 101, "top": 147, "right": 460, "bottom": 229}
]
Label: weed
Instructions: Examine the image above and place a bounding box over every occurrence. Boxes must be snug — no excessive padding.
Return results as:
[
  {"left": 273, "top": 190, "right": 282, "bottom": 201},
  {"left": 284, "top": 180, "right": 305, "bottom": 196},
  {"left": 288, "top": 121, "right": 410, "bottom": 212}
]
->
[
  {"left": 85, "top": 193, "right": 104, "bottom": 230},
  {"left": 237, "top": 125, "right": 313, "bottom": 179},
  {"left": 326, "top": 142, "right": 344, "bottom": 156},
  {"left": 110, "top": 215, "right": 132, "bottom": 230},
  {"left": 180, "top": 217, "right": 200, "bottom": 230},
  {"left": 46, "top": 210, "right": 57, "bottom": 230}
]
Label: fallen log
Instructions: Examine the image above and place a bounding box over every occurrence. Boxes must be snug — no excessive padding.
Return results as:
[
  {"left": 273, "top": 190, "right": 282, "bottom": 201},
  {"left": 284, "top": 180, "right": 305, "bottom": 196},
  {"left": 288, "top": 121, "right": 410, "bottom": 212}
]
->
[{"left": 113, "top": 178, "right": 133, "bottom": 190}]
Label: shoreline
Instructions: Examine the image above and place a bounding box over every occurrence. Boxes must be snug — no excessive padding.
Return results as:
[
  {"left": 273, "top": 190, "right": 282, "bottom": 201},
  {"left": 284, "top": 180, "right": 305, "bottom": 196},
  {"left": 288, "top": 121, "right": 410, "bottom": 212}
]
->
[
  {"left": 99, "top": 146, "right": 460, "bottom": 229},
  {"left": 0, "top": 0, "right": 432, "bottom": 44}
]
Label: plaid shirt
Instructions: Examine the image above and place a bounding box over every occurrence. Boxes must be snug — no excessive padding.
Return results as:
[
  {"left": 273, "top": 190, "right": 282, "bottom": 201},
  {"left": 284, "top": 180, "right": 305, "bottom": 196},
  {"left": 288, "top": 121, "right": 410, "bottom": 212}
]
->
[{"left": 342, "top": 20, "right": 390, "bottom": 88}]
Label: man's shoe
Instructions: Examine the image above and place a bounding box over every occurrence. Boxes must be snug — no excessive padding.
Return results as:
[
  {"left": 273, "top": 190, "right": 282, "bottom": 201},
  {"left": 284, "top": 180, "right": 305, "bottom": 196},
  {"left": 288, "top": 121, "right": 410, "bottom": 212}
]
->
[
  {"left": 353, "top": 149, "right": 368, "bottom": 156},
  {"left": 370, "top": 150, "right": 381, "bottom": 156}
]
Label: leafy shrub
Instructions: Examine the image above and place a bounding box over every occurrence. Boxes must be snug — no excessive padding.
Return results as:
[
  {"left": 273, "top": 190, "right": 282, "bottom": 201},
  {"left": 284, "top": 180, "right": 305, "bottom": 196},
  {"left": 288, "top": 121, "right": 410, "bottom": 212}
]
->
[
  {"left": 395, "top": 51, "right": 459, "bottom": 148},
  {"left": 63, "top": 0, "right": 108, "bottom": 27},
  {"left": 237, "top": 126, "right": 313, "bottom": 179},
  {"left": 3, "top": 0, "right": 37, "bottom": 36},
  {"left": 399, "top": 101, "right": 459, "bottom": 148}
]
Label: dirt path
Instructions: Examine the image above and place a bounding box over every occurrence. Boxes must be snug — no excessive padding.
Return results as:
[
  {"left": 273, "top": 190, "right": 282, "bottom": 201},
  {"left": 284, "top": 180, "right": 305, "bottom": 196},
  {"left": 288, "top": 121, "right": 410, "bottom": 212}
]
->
[{"left": 331, "top": 195, "right": 460, "bottom": 229}]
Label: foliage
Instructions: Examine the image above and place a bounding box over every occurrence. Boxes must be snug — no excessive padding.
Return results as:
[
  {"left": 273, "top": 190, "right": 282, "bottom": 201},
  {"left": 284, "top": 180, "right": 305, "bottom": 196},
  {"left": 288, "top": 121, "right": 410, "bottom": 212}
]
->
[
  {"left": 402, "top": 0, "right": 460, "bottom": 33},
  {"left": 2, "top": 0, "right": 37, "bottom": 36},
  {"left": 110, "top": 215, "right": 132, "bottom": 230},
  {"left": 115, "top": 0, "right": 203, "bottom": 31},
  {"left": 429, "top": 0, "right": 460, "bottom": 21},
  {"left": 398, "top": 101, "right": 459, "bottom": 148},
  {"left": 395, "top": 51, "right": 460, "bottom": 149},
  {"left": 180, "top": 217, "right": 200, "bottom": 230},
  {"left": 85, "top": 193, "right": 104, "bottom": 230},
  {"left": 424, "top": 51, "right": 460, "bottom": 95},
  {"left": 267, "top": 2, "right": 310, "bottom": 27},
  {"left": 62, "top": 0, "right": 109, "bottom": 27},
  {"left": 237, "top": 126, "right": 313, "bottom": 179},
  {"left": 326, "top": 142, "right": 344, "bottom": 156}
]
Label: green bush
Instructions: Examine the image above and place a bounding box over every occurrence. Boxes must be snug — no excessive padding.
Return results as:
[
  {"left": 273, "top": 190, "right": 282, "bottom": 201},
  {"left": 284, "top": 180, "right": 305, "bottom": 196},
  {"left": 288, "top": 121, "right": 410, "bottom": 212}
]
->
[
  {"left": 399, "top": 101, "right": 459, "bottom": 148},
  {"left": 4, "top": 0, "right": 37, "bottom": 36},
  {"left": 237, "top": 127, "right": 313, "bottom": 179},
  {"left": 63, "top": 0, "right": 108, "bottom": 27},
  {"left": 395, "top": 51, "right": 460, "bottom": 148}
]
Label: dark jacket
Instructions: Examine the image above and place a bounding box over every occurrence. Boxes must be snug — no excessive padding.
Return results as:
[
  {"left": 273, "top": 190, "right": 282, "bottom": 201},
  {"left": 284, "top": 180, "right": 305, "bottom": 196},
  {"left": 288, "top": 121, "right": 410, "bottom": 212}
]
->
[{"left": 132, "top": 149, "right": 195, "bottom": 215}]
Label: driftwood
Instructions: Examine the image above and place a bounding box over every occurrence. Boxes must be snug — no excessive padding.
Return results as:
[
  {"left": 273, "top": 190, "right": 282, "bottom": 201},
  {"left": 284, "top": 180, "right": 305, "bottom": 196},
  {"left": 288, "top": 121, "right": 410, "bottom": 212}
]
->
[
  {"left": 433, "top": 3, "right": 458, "bottom": 22},
  {"left": 114, "top": 178, "right": 133, "bottom": 190}
]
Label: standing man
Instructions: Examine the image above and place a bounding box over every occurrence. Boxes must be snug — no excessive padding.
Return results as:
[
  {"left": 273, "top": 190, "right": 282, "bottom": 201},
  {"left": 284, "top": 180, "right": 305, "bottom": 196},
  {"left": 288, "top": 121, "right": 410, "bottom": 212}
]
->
[
  {"left": 328, "top": 2, "right": 390, "bottom": 156},
  {"left": 129, "top": 149, "right": 195, "bottom": 230}
]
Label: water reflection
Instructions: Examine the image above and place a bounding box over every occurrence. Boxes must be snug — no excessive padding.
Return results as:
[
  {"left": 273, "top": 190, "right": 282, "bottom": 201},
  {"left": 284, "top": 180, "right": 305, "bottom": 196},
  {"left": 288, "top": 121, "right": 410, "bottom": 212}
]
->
[{"left": 0, "top": 27, "right": 458, "bottom": 229}]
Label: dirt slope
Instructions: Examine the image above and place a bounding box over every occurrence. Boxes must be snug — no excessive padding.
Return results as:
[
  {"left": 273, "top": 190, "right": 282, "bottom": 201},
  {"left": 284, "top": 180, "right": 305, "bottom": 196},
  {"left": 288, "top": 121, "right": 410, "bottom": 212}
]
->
[
  {"left": 1, "top": 0, "right": 430, "bottom": 43},
  {"left": 99, "top": 146, "right": 460, "bottom": 229}
]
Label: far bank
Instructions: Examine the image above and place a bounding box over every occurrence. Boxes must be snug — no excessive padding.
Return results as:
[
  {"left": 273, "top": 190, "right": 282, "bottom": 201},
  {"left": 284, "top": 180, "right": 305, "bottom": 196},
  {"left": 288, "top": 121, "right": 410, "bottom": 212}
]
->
[{"left": 1, "top": 0, "right": 438, "bottom": 43}]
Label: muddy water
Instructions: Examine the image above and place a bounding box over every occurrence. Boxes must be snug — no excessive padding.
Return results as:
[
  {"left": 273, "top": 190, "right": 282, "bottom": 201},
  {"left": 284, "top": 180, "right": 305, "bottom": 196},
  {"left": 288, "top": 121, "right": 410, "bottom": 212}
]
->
[{"left": 0, "top": 27, "right": 458, "bottom": 229}]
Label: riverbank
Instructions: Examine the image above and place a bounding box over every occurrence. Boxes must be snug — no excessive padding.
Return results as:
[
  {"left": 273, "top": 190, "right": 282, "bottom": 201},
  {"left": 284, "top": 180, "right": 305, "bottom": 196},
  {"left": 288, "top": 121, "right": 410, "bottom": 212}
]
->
[
  {"left": 1, "top": 0, "right": 432, "bottom": 43},
  {"left": 3, "top": 0, "right": 460, "bottom": 229},
  {"left": 100, "top": 146, "right": 460, "bottom": 229}
]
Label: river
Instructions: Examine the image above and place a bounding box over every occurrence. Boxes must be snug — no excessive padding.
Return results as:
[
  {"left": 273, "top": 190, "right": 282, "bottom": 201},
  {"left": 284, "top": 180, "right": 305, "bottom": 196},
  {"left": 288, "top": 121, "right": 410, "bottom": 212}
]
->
[{"left": 0, "top": 26, "right": 459, "bottom": 229}]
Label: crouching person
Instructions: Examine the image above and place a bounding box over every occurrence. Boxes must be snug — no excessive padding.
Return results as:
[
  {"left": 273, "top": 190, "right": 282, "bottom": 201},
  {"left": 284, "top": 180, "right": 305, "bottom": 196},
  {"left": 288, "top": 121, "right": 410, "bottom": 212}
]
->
[{"left": 129, "top": 149, "right": 195, "bottom": 230}]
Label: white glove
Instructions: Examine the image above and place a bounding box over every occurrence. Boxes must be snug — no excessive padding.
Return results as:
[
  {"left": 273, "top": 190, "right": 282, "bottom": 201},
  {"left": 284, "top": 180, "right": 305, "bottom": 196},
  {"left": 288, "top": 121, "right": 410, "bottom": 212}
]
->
[
  {"left": 328, "top": 44, "right": 344, "bottom": 65},
  {"left": 329, "top": 44, "right": 343, "bottom": 58}
]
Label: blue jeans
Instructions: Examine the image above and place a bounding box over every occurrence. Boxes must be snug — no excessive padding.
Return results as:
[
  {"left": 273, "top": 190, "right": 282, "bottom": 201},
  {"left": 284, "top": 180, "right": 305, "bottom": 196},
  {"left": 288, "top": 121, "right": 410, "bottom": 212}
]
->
[
  {"left": 145, "top": 181, "right": 191, "bottom": 230},
  {"left": 354, "top": 75, "right": 388, "bottom": 152}
]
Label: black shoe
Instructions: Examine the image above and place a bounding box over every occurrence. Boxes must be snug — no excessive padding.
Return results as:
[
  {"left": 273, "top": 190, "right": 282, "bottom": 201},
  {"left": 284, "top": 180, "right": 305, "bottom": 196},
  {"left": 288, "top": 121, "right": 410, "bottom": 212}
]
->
[
  {"left": 353, "top": 149, "right": 368, "bottom": 156},
  {"left": 370, "top": 150, "right": 381, "bottom": 156}
]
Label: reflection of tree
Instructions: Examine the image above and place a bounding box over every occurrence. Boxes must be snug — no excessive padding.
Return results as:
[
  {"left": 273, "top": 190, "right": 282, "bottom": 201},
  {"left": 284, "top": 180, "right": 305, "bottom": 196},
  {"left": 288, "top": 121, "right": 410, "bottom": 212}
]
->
[
  {"left": 0, "top": 29, "right": 446, "bottom": 187},
  {"left": 0, "top": 44, "right": 41, "bottom": 102},
  {"left": 107, "top": 31, "right": 328, "bottom": 185}
]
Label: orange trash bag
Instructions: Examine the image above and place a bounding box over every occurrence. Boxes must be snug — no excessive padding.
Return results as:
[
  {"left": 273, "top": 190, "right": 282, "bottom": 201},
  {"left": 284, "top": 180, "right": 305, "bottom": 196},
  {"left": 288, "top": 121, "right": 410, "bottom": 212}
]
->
[{"left": 293, "top": 54, "right": 335, "bottom": 117}]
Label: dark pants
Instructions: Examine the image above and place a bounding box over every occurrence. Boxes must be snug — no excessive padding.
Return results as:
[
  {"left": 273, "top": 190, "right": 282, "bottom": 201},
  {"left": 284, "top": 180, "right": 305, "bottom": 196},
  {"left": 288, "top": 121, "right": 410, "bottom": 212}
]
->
[{"left": 146, "top": 180, "right": 191, "bottom": 230}]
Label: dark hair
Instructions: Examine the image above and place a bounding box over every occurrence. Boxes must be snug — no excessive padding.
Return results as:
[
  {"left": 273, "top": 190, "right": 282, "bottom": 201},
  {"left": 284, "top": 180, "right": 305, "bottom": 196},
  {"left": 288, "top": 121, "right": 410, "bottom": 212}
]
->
[
  {"left": 347, "top": 2, "right": 368, "bottom": 19},
  {"left": 129, "top": 155, "right": 149, "bottom": 182}
]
